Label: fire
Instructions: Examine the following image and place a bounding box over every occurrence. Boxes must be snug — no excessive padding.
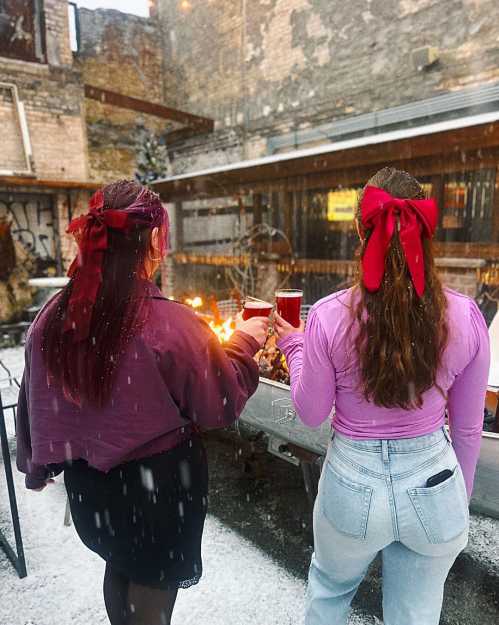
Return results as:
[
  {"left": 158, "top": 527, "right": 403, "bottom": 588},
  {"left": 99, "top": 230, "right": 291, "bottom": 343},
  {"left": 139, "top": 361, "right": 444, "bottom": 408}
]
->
[
  {"left": 208, "top": 317, "right": 235, "bottom": 343},
  {"left": 185, "top": 294, "right": 235, "bottom": 342},
  {"left": 185, "top": 296, "right": 203, "bottom": 309}
]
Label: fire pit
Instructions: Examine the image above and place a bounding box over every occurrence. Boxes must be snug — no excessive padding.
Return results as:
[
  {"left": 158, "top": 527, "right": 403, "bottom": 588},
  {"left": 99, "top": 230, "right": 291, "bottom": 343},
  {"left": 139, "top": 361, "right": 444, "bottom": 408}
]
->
[{"left": 257, "top": 335, "right": 290, "bottom": 385}]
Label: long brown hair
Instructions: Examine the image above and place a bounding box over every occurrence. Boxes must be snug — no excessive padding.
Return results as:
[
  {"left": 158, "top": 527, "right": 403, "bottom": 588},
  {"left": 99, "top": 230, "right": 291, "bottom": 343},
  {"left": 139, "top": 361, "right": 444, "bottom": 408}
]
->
[
  {"left": 42, "top": 180, "right": 154, "bottom": 408},
  {"left": 354, "top": 167, "right": 448, "bottom": 409}
]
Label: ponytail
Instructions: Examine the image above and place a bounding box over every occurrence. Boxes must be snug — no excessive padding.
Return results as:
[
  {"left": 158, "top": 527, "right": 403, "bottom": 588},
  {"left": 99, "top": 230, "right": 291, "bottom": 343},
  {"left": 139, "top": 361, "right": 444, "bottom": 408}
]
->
[{"left": 354, "top": 168, "right": 448, "bottom": 409}]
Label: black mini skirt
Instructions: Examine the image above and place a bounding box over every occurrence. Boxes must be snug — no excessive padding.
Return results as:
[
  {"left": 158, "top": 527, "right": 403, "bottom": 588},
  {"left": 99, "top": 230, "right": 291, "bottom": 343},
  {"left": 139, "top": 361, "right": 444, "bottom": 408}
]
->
[{"left": 64, "top": 434, "right": 208, "bottom": 590}]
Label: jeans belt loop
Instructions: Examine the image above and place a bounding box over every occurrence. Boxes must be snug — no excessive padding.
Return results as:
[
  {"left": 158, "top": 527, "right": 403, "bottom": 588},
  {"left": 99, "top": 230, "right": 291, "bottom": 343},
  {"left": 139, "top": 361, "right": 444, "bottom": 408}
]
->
[{"left": 382, "top": 439, "right": 389, "bottom": 464}]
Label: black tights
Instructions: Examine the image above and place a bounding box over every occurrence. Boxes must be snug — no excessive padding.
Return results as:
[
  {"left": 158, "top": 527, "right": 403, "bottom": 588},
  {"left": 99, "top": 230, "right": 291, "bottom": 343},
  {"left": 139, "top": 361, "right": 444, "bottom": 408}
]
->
[{"left": 103, "top": 563, "right": 178, "bottom": 625}]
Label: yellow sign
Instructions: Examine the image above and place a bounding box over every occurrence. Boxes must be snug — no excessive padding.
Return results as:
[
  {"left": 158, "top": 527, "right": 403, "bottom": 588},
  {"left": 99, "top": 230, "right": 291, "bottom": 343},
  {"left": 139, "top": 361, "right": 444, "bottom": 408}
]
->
[{"left": 327, "top": 189, "right": 357, "bottom": 222}]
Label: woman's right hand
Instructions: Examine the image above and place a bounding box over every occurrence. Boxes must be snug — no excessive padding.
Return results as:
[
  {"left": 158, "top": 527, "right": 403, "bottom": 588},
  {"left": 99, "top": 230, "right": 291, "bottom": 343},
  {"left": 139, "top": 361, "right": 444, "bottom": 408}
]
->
[{"left": 235, "top": 313, "right": 270, "bottom": 348}]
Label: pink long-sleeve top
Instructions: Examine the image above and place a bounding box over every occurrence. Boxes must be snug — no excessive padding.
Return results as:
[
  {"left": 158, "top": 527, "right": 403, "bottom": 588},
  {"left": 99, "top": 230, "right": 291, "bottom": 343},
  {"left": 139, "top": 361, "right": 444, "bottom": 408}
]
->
[
  {"left": 16, "top": 282, "right": 260, "bottom": 489},
  {"left": 277, "top": 287, "right": 490, "bottom": 497}
]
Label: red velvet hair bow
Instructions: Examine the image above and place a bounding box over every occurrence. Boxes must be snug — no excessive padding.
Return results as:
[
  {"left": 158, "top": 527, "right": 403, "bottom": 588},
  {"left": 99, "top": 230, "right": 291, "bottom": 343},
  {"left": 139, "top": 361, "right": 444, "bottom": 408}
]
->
[
  {"left": 64, "top": 190, "right": 130, "bottom": 341},
  {"left": 360, "top": 185, "right": 438, "bottom": 297}
]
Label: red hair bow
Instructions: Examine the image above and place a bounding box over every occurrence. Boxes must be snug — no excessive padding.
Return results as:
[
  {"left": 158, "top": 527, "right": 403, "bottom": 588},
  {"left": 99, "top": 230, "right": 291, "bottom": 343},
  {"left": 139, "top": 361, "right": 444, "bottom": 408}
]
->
[
  {"left": 64, "top": 187, "right": 168, "bottom": 342},
  {"left": 360, "top": 185, "right": 438, "bottom": 297},
  {"left": 64, "top": 190, "right": 130, "bottom": 341}
]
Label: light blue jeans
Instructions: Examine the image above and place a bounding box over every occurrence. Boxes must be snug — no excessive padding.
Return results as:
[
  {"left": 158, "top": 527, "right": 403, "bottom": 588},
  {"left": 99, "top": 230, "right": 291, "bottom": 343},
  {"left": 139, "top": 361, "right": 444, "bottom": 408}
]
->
[{"left": 306, "top": 428, "right": 469, "bottom": 625}]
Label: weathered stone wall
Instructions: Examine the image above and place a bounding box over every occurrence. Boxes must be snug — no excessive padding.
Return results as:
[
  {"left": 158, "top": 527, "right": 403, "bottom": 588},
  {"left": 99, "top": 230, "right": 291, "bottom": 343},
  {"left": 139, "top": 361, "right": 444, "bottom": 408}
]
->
[
  {"left": 156, "top": 0, "right": 499, "bottom": 171},
  {"left": 77, "top": 8, "right": 173, "bottom": 183},
  {"left": 154, "top": 0, "right": 499, "bottom": 300}
]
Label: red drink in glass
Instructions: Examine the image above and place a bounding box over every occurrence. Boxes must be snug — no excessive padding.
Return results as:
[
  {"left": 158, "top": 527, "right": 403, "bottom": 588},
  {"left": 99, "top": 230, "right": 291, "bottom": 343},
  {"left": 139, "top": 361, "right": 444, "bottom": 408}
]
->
[
  {"left": 275, "top": 289, "right": 303, "bottom": 327},
  {"left": 242, "top": 300, "right": 273, "bottom": 320}
]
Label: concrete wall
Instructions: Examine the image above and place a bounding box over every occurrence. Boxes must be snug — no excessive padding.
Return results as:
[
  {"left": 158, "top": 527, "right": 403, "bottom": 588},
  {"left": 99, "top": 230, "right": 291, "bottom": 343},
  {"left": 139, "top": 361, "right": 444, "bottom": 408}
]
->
[
  {"left": 155, "top": 0, "right": 499, "bottom": 170},
  {"left": 77, "top": 8, "right": 174, "bottom": 183}
]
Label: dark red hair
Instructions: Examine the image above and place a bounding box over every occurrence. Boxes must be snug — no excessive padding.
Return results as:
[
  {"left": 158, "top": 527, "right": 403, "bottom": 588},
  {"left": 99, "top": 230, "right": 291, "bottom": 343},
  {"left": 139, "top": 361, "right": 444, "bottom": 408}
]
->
[{"left": 42, "top": 180, "right": 158, "bottom": 407}]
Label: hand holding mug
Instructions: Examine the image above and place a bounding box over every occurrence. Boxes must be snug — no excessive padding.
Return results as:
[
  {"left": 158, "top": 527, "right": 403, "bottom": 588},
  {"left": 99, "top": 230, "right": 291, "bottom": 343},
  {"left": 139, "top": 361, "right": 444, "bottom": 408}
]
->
[
  {"left": 275, "top": 289, "right": 303, "bottom": 327},
  {"left": 273, "top": 311, "right": 304, "bottom": 341},
  {"left": 235, "top": 312, "right": 271, "bottom": 347}
]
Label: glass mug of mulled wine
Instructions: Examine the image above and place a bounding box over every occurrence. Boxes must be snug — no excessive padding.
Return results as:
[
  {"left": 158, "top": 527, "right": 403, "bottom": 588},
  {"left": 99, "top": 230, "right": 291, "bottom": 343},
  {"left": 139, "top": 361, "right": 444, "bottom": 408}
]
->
[
  {"left": 275, "top": 289, "right": 303, "bottom": 328},
  {"left": 242, "top": 298, "right": 274, "bottom": 320}
]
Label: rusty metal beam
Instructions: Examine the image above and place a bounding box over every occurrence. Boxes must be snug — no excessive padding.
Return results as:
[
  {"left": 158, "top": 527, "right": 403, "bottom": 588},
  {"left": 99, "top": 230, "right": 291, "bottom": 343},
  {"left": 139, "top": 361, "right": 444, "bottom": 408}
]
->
[
  {"left": 0, "top": 176, "right": 100, "bottom": 191},
  {"left": 84, "top": 85, "right": 214, "bottom": 131}
]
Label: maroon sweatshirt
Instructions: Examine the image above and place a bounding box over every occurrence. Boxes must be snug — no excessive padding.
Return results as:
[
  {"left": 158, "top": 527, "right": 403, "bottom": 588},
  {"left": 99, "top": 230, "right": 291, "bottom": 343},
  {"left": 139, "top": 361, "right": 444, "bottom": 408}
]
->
[{"left": 16, "top": 282, "right": 260, "bottom": 489}]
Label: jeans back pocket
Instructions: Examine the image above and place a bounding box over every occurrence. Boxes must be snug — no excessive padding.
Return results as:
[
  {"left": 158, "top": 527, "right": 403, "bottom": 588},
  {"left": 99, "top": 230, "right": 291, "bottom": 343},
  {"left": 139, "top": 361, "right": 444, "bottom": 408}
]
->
[
  {"left": 321, "top": 462, "right": 373, "bottom": 540},
  {"left": 408, "top": 467, "right": 469, "bottom": 544}
]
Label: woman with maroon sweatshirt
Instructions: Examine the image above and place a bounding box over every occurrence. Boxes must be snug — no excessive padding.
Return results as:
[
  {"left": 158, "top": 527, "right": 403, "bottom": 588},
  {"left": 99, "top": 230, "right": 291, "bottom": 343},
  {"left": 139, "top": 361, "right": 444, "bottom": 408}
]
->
[{"left": 16, "top": 180, "right": 268, "bottom": 625}]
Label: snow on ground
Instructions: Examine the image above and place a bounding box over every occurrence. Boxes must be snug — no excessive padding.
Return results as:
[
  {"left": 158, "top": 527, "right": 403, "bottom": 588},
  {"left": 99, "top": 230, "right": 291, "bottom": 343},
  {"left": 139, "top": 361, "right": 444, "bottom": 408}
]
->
[
  {"left": 0, "top": 347, "right": 374, "bottom": 625},
  {"left": 0, "top": 437, "right": 373, "bottom": 625},
  {"left": 0, "top": 345, "right": 25, "bottom": 380},
  {"left": 0, "top": 470, "right": 305, "bottom": 624}
]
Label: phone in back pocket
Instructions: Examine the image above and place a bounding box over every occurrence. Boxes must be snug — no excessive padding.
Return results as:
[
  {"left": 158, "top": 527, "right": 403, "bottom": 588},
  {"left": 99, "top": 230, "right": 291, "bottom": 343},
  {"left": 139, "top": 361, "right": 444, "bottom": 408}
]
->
[{"left": 425, "top": 468, "right": 454, "bottom": 488}]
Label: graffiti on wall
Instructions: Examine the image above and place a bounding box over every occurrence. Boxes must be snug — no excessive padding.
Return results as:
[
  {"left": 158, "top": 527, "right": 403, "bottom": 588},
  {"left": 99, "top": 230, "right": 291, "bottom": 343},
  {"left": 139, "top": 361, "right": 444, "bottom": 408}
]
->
[{"left": 0, "top": 193, "right": 58, "bottom": 276}]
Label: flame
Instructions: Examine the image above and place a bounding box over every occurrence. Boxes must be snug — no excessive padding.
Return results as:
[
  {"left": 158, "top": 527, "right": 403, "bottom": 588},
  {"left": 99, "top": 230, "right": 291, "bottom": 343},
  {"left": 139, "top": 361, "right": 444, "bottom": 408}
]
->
[
  {"left": 185, "top": 294, "right": 234, "bottom": 342},
  {"left": 185, "top": 296, "right": 203, "bottom": 309},
  {"left": 208, "top": 317, "right": 235, "bottom": 343}
]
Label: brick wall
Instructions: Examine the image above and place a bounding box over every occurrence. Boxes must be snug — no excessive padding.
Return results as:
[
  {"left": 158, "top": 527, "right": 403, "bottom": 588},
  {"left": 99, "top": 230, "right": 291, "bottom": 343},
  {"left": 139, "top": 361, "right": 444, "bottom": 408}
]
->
[
  {"left": 438, "top": 271, "right": 478, "bottom": 298},
  {"left": 0, "top": 0, "right": 90, "bottom": 297},
  {"left": 0, "top": 0, "right": 88, "bottom": 182},
  {"left": 436, "top": 258, "right": 486, "bottom": 298},
  {"left": 77, "top": 8, "right": 174, "bottom": 183},
  {"left": 43, "top": 0, "right": 73, "bottom": 67},
  {"left": 156, "top": 0, "right": 499, "bottom": 171},
  {"left": 0, "top": 87, "right": 27, "bottom": 172},
  {"left": 0, "top": 60, "right": 88, "bottom": 181}
]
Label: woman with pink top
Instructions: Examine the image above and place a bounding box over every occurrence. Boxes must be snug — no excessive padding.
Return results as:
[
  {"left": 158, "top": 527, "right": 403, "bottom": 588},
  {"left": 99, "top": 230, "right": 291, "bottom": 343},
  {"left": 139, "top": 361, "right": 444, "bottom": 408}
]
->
[{"left": 274, "top": 167, "right": 490, "bottom": 625}]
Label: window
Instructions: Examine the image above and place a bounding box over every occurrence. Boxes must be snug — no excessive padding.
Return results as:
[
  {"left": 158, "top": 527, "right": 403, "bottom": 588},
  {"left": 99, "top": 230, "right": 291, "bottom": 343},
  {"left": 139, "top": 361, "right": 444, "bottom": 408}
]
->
[
  {"left": 438, "top": 169, "right": 496, "bottom": 243},
  {"left": 0, "top": 0, "right": 46, "bottom": 63}
]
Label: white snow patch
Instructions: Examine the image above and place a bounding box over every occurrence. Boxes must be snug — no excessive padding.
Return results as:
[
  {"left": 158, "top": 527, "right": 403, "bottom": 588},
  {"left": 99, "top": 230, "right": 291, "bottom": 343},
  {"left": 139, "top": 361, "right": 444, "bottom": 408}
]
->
[
  {"left": 0, "top": 461, "right": 304, "bottom": 623},
  {"left": 0, "top": 346, "right": 25, "bottom": 380}
]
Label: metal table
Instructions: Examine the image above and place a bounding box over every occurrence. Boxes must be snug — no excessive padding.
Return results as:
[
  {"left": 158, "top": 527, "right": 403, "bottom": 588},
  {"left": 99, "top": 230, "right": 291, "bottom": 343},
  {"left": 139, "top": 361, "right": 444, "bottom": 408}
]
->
[
  {"left": 0, "top": 385, "right": 27, "bottom": 578},
  {"left": 241, "top": 377, "right": 499, "bottom": 519}
]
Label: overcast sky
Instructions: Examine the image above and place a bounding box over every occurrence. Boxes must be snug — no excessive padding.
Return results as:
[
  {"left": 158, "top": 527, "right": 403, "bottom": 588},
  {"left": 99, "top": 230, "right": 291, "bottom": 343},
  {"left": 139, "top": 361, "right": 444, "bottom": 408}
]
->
[{"left": 76, "top": 1, "right": 150, "bottom": 17}]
